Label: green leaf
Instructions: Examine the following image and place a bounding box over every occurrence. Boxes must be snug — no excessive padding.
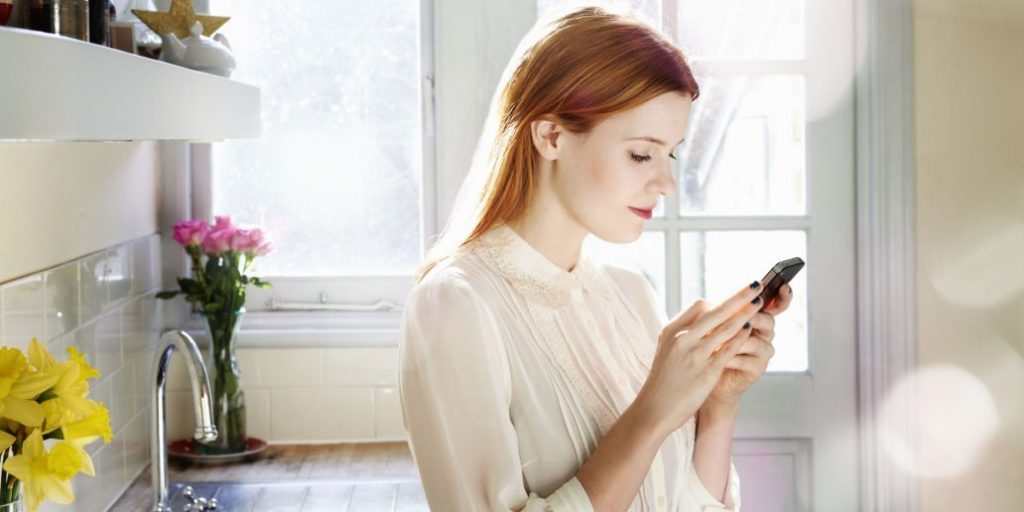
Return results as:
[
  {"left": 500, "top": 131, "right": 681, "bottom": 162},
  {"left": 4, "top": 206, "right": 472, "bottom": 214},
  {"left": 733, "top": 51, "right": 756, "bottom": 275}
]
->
[{"left": 156, "top": 290, "right": 180, "bottom": 300}]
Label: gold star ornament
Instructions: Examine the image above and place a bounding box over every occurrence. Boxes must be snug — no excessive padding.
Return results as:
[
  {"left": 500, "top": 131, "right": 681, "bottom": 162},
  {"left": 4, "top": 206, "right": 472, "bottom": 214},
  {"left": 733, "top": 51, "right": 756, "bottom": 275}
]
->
[{"left": 131, "top": 0, "right": 230, "bottom": 38}]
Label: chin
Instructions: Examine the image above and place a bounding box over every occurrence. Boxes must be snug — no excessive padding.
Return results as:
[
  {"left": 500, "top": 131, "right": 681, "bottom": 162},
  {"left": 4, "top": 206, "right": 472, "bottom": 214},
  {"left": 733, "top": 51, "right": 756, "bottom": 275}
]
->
[{"left": 589, "top": 223, "right": 644, "bottom": 245}]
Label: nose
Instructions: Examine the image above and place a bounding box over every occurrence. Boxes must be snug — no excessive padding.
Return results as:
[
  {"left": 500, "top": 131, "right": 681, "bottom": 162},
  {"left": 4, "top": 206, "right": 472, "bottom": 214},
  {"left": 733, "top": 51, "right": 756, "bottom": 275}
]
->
[{"left": 649, "top": 162, "right": 677, "bottom": 198}]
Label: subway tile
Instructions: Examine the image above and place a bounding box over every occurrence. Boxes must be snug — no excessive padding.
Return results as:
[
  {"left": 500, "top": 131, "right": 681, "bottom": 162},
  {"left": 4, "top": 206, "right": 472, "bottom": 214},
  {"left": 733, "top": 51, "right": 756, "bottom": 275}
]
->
[
  {"left": 375, "top": 386, "right": 405, "bottom": 439},
  {"left": 123, "top": 407, "right": 150, "bottom": 483},
  {"left": 164, "top": 390, "right": 198, "bottom": 442},
  {"left": 70, "top": 311, "right": 123, "bottom": 381},
  {"left": 132, "top": 347, "right": 157, "bottom": 418},
  {"left": 1, "top": 275, "right": 44, "bottom": 350},
  {"left": 243, "top": 387, "right": 271, "bottom": 441},
  {"left": 43, "top": 262, "right": 79, "bottom": 343},
  {"left": 270, "top": 387, "right": 374, "bottom": 442},
  {"left": 131, "top": 235, "right": 160, "bottom": 297},
  {"left": 111, "top": 366, "right": 132, "bottom": 433},
  {"left": 79, "top": 251, "right": 108, "bottom": 324},
  {"left": 248, "top": 348, "right": 323, "bottom": 387},
  {"left": 122, "top": 297, "right": 152, "bottom": 356},
  {"left": 106, "top": 245, "right": 132, "bottom": 309},
  {"left": 323, "top": 347, "right": 399, "bottom": 387}
]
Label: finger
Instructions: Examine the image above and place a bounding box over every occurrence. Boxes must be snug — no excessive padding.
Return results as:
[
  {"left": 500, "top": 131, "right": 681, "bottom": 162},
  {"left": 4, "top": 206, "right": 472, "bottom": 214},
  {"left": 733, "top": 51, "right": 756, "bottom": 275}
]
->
[
  {"left": 702, "top": 298, "right": 762, "bottom": 357},
  {"left": 748, "top": 313, "right": 775, "bottom": 339},
  {"left": 724, "top": 354, "right": 766, "bottom": 374},
  {"left": 663, "top": 298, "right": 711, "bottom": 339},
  {"left": 690, "top": 281, "right": 763, "bottom": 338},
  {"left": 735, "top": 335, "right": 775, "bottom": 357},
  {"left": 764, "top": 284, "right": 794, "bottom": 315},
  {"left": 710, "top": 320, "right": 754, "bottom": 366}
]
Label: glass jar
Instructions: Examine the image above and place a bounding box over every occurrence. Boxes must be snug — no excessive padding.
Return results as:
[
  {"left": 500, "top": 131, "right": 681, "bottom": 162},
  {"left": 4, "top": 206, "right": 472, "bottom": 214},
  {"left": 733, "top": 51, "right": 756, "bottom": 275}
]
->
[{"left": 23, "top": 0, "right": 89, "bottom": 41}]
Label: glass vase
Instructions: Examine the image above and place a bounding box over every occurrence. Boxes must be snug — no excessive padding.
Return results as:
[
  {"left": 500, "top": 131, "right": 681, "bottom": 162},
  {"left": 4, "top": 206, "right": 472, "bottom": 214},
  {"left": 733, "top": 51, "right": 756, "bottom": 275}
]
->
[
  {"left": 196, "top": 307, "right": 248, "bottom": 455},
  {"left": 0, "top": 495, "right": 23, "bottom": 512}
]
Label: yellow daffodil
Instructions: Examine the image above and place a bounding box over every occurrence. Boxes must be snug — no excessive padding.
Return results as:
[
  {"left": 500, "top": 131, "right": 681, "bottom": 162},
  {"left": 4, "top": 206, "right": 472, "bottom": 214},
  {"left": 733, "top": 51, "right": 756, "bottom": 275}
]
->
[
  {"left": 30, "top": 341, "right": 101, "bottom": 434},
  {"left": 0, "top": 346, "right": 59, "bottom": 428},
  {"left": 2, "top": 429, "right": 80, "bottom": 512},
  {"left": 60, "top": 400, "right": 112, "bottom": 447}
]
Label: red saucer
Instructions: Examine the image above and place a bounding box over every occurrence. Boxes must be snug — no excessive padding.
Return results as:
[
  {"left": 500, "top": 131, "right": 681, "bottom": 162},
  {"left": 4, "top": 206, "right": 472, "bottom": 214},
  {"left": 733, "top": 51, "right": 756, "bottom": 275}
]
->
[{"left": 168, "top": 437, "right": 268, "bottom": 464}]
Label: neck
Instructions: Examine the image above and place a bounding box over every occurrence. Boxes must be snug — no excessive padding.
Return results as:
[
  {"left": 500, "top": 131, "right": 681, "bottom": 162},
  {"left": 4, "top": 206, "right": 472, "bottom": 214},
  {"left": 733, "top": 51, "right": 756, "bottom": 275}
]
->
[{"left": 506, "top": 186, "right": 588, "bottom": 273}]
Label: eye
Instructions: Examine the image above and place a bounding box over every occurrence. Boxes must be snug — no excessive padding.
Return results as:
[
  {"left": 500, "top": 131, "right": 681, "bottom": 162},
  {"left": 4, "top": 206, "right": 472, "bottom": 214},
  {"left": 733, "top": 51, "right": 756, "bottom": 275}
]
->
[
  {"left": 630, "top": 152, "right": 652, "bottom": 163},
  {"left": 669, "top": 152, "right": 677, "bottom": 160}
]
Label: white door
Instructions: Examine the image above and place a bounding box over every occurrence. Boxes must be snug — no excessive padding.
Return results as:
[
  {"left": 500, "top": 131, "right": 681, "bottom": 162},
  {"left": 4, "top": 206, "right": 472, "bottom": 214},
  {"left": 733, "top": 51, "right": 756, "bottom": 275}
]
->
[{"left": 543, "top": 0, "right": 861, "bottom": 510}]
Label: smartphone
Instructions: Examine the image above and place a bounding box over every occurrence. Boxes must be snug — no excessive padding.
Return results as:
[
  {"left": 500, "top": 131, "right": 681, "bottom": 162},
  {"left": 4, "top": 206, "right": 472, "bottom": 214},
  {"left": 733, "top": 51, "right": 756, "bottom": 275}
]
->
[{"left": 757, "top": 257, "right": 805, "bottom": 312}]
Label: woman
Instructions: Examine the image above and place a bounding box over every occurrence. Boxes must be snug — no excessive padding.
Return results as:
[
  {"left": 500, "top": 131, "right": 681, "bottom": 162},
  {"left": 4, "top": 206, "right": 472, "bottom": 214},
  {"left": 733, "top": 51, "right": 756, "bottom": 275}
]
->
[{"left": 399, "top": 4, "right": 793, "bottom": 511}]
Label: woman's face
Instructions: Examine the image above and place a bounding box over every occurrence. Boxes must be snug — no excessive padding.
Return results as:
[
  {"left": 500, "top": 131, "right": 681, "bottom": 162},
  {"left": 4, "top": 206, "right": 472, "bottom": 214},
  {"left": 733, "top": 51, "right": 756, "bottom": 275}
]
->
[{"left": 546, "top": 91, "right": 692, "bottom": 244}]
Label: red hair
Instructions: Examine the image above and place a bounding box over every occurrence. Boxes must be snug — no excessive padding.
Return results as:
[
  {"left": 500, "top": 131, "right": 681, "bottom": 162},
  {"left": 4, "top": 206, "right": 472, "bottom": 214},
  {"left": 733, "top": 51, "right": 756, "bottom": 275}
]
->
[{"left": 417, "top": 5, "right": 700, "bottom": 282}]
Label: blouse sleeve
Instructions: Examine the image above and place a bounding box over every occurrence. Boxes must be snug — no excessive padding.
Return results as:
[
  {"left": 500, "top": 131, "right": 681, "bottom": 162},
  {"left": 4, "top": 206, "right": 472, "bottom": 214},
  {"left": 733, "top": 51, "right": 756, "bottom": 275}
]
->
[
  {"left": 684, "top": 459, "right": 742, "bottom": 511},
  {"left": 398, "top": 275, "right": 595, "bottom": 512}
]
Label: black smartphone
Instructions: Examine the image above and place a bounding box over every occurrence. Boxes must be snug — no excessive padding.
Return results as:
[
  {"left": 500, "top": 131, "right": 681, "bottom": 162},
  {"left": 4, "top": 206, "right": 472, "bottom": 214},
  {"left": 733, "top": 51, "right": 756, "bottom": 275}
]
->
[{"left": 757, "top": 257, "right": 805, "bottom": 312}]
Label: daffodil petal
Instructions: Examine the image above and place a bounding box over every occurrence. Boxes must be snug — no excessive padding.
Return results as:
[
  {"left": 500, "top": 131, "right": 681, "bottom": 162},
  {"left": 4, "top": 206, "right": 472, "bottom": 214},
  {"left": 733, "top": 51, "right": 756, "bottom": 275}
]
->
[
  {"left": 0, "top": 430, "right": 14, "bottom": 452},
  {"left": 28, "top": 339, "right": 56, "bottom": 372},
  {"left": 11, "top": 370, "right": 60, "bottom": 399},
  {"left": 38, "top": 476, "right": 75, "bottom": 505},
  {"left": 3, "top": 454, "right": 32, "bottom": 481},
  {"left": 77, "top": 448, "right": 95, "bottom": 477},
  {"left": 2, "top": 396, "right": 44, "bottom": 427}
]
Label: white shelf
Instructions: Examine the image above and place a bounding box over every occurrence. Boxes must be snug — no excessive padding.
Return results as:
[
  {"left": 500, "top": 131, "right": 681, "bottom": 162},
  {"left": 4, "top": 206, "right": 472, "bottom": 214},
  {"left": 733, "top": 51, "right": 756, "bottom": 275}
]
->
[{"left": 0, "top": 27, "right": 260, "bottom": 142}]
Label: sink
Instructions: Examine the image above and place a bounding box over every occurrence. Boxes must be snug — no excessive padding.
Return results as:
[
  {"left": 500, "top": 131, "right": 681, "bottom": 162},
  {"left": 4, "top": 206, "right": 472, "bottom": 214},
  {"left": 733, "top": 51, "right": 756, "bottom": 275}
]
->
[{"left": 165, "top": 480, "right": 427, "bottom": 512}]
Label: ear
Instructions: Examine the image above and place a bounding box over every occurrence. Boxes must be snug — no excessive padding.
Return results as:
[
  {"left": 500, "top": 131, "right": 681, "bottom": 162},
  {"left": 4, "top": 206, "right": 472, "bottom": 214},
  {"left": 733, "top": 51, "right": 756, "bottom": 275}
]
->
[{"left": 530, "top": 117, "right": 561, "bottom": 162}]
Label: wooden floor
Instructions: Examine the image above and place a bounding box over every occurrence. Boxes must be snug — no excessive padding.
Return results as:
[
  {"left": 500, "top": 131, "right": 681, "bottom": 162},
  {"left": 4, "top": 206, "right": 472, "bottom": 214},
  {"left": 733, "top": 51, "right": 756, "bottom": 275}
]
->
[{"left": 111, "top": 441, "right": 428, "bottom": 511}]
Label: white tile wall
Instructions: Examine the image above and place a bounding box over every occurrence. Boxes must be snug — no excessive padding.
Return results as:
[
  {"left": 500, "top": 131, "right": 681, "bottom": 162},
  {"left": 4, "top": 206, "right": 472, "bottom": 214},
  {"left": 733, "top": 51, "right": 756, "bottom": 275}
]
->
[
  {"left": 2, "top": 233, "right": 407, "bottom": 508},
  {"left": 1, "top": 235, "right": 161, "bottom": 512},
  {"left": 165, "top": 346, "right": 405, "bottom": 445}
]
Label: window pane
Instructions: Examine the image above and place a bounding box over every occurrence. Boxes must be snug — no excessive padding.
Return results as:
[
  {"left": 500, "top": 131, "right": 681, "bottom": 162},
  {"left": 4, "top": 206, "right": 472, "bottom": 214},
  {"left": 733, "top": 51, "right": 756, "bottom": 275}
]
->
[
  {"left": 584, "top": 232, "right": 666, "bottom": 314},
  {"left": 680, "top": 230, "right": 807, "bottom": 371},
  {"left": 675, "top": 0, "right": 803, "bottom": 60},
  {"left": 537, "top": 0, "right": 663, "bottom": 25},
  {"left": 211, "top": 0, "right": 422, "bottom": 276},
  {"left": 678, "top": 75, "right": 805, "bottom": 216}
]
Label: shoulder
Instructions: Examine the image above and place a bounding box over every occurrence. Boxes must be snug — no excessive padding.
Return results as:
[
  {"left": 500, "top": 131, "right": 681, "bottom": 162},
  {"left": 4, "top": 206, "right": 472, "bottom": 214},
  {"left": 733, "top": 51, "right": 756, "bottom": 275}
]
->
[{"left": 406, "top": 249, "right": 503, "bottom": 312}]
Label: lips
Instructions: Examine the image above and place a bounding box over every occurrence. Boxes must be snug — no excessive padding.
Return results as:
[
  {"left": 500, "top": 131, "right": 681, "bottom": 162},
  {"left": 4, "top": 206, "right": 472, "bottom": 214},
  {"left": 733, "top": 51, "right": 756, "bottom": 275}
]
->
[{"left": 629, "top": 206, "right": 653, "bottom": 219}]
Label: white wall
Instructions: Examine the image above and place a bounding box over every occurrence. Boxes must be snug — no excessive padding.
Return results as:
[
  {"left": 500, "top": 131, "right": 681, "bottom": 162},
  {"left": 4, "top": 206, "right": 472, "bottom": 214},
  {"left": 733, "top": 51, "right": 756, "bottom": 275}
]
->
[
  {"left": 914, "top": 0, "right": 1024, "bottom": 509},
  {"left": 0, "top": 142, "right": 163, "bottom": 511},
  {"left": 0, "top": 141, "right": 160, "bottom": 282}
]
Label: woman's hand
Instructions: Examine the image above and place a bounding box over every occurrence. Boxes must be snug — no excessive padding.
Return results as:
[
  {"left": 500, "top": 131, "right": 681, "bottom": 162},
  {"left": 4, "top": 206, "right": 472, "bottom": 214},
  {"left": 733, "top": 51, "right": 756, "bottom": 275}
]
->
[
  {"left": 706, "top": 283, "right": 795, "bottom": 404},
  {"left": 636, "top": 282, "right": 764, "bottom": 435}
]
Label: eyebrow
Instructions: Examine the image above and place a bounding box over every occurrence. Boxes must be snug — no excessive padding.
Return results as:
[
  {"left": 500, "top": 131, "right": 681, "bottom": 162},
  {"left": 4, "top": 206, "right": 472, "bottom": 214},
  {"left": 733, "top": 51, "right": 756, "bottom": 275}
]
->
[{"left": 624, "top": 135, "right": 687, "bottom": 147}]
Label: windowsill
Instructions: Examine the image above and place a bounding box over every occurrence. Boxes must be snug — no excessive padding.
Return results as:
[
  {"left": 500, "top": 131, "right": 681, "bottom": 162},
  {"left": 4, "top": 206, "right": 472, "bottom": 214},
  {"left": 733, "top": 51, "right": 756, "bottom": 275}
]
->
[{"left": 179, "top": 310, "right": 402, "bottom": 349}]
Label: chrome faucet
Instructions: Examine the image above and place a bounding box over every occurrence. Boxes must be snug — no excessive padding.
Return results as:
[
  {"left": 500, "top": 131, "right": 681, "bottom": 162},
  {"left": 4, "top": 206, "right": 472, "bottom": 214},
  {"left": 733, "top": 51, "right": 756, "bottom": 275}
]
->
[{"left": 151, "top": 330, "right": 219, "bottom": 512}]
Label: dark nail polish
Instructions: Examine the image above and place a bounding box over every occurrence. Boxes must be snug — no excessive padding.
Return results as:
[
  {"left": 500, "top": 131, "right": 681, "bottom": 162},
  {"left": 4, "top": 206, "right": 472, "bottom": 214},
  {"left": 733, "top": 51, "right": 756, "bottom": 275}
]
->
[
  {"left": 751, "top": 296, "right": 761, "bottom": 305},
  {"left": 743, "top": 321, "right": 751, "bottom": 329},
  {"left": 750, "top": 280, "right": 760, "bottom": 290}
]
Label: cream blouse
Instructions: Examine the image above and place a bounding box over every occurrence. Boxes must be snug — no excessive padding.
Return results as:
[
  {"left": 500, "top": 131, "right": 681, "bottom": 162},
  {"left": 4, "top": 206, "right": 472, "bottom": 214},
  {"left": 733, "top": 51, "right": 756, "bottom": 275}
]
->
[{"left": 399, "top": 224, "right": 741, "bottom": 511}]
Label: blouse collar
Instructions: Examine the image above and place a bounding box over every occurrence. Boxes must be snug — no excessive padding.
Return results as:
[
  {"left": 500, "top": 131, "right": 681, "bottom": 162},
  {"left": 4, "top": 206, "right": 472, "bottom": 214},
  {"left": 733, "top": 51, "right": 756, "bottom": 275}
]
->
[{"left": 472, "top": 223, "right": 606, "bottom": 308}]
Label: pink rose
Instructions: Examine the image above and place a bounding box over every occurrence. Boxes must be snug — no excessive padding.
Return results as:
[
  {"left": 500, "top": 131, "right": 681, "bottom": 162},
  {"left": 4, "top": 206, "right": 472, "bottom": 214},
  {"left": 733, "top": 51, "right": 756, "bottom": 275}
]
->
[
  {"left": 254, "top": 240, "right": 274, "bottom": 257},
  {"left": 172, "top": 220, "right": 210, "bottom": 247},
  {"left": 201, "top": 228, "right": 233, "bottom": 254},
  {"left": 213, "top": 215, "right": 235, "bottom": 231},
  {"left": 229, "top": 228, "right": 262, "bottom": 253}
]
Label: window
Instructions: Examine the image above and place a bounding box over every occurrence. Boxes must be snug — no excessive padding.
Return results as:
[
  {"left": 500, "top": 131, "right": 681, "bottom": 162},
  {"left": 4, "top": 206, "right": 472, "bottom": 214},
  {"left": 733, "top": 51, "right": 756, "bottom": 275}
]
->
[
  {"left": 542, "top": 0, "right": 809, "bottom": 371},
  {"left": 209, "top": 1, "right": 426, "bottom": 290}
]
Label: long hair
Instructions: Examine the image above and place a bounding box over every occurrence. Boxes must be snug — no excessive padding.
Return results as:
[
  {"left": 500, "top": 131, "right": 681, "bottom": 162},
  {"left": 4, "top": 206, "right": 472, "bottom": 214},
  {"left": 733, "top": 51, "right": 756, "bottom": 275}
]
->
[{"left": 416, "top": 4, "right": 700, "bottom": 283}]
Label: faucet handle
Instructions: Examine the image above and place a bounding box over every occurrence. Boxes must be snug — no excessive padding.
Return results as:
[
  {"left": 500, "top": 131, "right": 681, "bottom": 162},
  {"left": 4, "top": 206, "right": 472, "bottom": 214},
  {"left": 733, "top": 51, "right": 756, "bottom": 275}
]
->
[{"left": 180, "top": 485, "right": 219, "bottom": 511}]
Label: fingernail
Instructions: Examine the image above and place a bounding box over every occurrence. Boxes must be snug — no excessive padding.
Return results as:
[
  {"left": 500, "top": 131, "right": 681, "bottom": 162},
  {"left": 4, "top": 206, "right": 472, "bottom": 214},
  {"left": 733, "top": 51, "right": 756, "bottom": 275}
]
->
[
  {"left": 742, "top": 321, "right": 751, "bottom": 329},
  {"left": 751, "top": 296, "right": 761, "bottom": 305},
  {"left": 749, "top": 281, "right": 760, "bottom": 290}
]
